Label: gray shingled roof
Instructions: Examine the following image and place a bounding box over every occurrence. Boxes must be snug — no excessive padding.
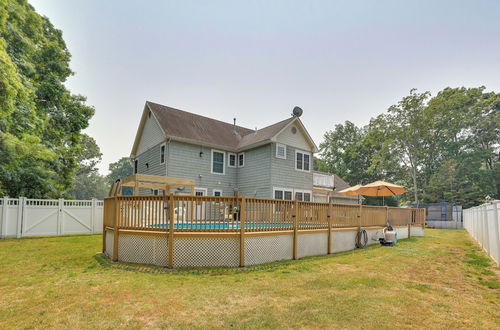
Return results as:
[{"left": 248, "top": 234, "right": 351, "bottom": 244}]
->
[{"left": 147, "top": 101, "right": 296, "bottom": 150}]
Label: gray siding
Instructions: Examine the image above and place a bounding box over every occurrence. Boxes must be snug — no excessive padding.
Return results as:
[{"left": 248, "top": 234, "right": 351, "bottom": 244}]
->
[
  {"left": 136, "top": 141, "right": 167, "bottom": 176},
  {"left": 135, "top": 141, "right": 167, "bottom": 195},
  {"left": 136, "top": 141, "right": 312, "bottom": 199},
  {"left": 237, "top": 145, "right": 272, "bottom": 198},
  {"left": 271, "top": 143, "right": 313, "bottom": 193},
  {"left": 167, "top": 141, "right": 237, "bottom": 196}
]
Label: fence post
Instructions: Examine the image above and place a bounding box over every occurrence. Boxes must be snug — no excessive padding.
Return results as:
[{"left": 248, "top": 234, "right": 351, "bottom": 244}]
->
[
  {"left": 168, "top": 194, "right": 175, "bottom": 268},
  {"left": 327, "top": 203, "right": 332, "bottom": 254},
  {"left": 239, "top": 196, "right": 246, "bottom": 267},
  {"left": 1, "top": 197, "right": 8, "bottom": 238},
  {"left": 91, "top": 198, "right": 96, "bottom": 234},
  {"left": 57, "top": 198, "right": 64, "bottom": 235},
  {"left": 493, "top": 203, "right": 500, "bottom": 266},
  {"left": 293, "top": 199, "right": 298, "bottom": 260},
  {"left": 112, "top": 197, "right": 120, "bottom": 261},
  {"left": 18, "top": 197, "right": 25, "bottom": 238}
]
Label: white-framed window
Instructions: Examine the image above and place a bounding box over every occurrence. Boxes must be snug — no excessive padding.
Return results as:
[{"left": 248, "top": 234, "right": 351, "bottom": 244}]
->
[
  {"left": 273, "top": 187, "right": 293, "bottom": 200},
  {"left": 294, "top": 189, "right": 312, "bottom": 201},
  {"left": 238, "top": 152, "right": 245, "bottom": 167},
  {"left": 134, "top": 159, "right": 138, "bottom": 174},
  {"left": 152, "top": 189, "right": 161, "bottom": 196},
  {"left": 211, "top": 149, "right": 225, "bottom": 175},
  {"left": 295, "top": 150, "right": 311, "bottom": 172},
  {"left": 276, "top": 143, "right": 287, "bottom": 159},
  {"left": 160, "top": 143, "right": 166, "bottom": 164},
  {"left": 213, "top": 189, "right": 223, "bottom": 197},
  {"left": 228, "top": 153, "right": 237, "bottom": 168},
  {"left": 195, "top": 187, "right": 207, "bottom": 196}
]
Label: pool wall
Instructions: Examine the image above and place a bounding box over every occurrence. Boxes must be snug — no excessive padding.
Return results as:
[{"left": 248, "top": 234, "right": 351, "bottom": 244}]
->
[{"left": 104, "top": 225, "right": 424, "bottom": 268}]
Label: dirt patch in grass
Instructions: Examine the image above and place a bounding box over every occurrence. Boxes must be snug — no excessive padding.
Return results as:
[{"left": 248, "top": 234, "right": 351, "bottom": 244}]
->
[{"left": 0, "top": 230, "right": 498, "bottom": 329}]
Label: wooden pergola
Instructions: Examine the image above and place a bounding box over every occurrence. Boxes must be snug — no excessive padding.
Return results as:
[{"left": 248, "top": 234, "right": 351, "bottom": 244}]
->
[{"left": 108, "top": 174, "right": 196, "bottom": 197}]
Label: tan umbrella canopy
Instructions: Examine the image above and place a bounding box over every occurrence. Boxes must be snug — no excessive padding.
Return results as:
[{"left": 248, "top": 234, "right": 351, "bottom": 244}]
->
[
  {"left": 355, "top": 180, "right": 406, "bottom": 197},
  {"left": 338, "top": 184, "right": 363, "bottom": 196}
]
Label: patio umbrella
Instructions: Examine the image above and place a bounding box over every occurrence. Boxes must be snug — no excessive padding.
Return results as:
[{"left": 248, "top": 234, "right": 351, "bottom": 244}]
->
[
  {"left": 338, "top": 184, "right": 363, "bottom": 196},
  {"left": 338, "top": 184, "right": 364, "bottom": 204},
  {"left": 356, "top": 180, "right": 406, "bottom": 206},
  {"left": 356, "top": 181, "right": 406, "bottom": 197}
]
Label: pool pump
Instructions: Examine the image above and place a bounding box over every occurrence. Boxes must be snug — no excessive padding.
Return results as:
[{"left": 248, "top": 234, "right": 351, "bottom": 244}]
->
[{"left": 379, "top": 226, "right": 397, "bottom": 246}]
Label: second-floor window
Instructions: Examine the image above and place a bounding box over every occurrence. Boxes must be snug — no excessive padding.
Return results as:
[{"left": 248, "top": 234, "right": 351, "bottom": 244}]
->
[
  {"left": 238, "top": 153, "right": 245, "bottom": 167},
  {"left": 211, "top": 150, "right": 225, "bottom": 174},
  {"left": 295, "top": 151, "right": 310, "bottom": 172},
  {"left": 134, "top": 159, "right": 138, "bottom": 174},
  {"left": 228, "top": 153, "right": 237, "bottom": 168},
  {"left": 160, "top": 143, "right": 166, "bottom": 164}
]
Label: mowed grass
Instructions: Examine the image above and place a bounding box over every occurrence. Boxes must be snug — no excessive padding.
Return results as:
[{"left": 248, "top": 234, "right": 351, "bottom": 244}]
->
[{"left": 0, "top": 230, "right": 498, "bottom": 329}]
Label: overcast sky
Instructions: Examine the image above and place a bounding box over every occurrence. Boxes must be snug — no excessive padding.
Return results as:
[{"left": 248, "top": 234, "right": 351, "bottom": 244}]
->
[{"left": 29, "top": 0, "right": 500, "bottom": 174}]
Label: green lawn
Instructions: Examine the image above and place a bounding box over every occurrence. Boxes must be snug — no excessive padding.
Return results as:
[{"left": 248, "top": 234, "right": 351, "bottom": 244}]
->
[{"left": 0, "top": 230, "right": 498, "bottom": 329}]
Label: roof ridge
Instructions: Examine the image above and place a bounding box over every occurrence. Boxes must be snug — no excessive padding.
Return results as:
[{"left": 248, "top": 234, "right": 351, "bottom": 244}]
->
[
  {"left": 240, "top": 117, "right": 295, "bottom": 138},
  {"left": 146, "top": 101, "right": 254, "bottom": 133}
]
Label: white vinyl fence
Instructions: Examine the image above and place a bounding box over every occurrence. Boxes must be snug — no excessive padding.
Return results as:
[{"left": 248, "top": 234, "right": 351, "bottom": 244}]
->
[
  {"left": 463, "top": 201, "right": 500, "bottom": 266},
  {"left": 0, "top": 197, "right": 103, "bottom": 238}
]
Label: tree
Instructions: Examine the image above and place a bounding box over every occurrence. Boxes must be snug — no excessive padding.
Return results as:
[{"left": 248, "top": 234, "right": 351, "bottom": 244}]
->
[
  {"left": 0, "top": 0, "right": 94, "bottom": 198},
  {"left": 107, "top": 158, "right": 134, "bottom": 184},
  {"left": 317, "top": 87, "right": 500, "bottom": 207},
  {"left": 65, "top": 135, "right": 107, "bottom": 199}
]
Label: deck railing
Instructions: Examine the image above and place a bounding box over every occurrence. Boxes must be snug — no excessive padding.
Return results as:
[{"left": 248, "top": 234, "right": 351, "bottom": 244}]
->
[
  {"left": 103, "top": 195, "right": 425, "bottom": 232},
  {"left": 103, "top": 195, "right": 426, "bottom": 266}
]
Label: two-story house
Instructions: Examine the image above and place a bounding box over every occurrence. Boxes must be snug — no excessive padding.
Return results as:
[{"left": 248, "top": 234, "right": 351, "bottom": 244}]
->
[{"left": 130, "top": 101, "right": 319, "bottom": 200}]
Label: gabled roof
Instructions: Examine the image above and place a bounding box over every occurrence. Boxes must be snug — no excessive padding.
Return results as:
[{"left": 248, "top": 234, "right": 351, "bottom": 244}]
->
[
  {"left": 237, "top": 117, "right": 295, "bottom": 149},
  {"left": 148, "top": 101, "right": 254, "bottom": 149},
  {"left": 131, "top": 101, "right": 318, "bottom": 157}
]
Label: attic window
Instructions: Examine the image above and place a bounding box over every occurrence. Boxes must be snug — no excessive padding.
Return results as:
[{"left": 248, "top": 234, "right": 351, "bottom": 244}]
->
[
  {"left": 148, "top": 111, "right": 151, "bottom": 118},
  {"left": 276, "top": 144, "right": 286, "bottom": 159},
  {"left": 291, "top": 126, "right": 297, "bottom": 134}
]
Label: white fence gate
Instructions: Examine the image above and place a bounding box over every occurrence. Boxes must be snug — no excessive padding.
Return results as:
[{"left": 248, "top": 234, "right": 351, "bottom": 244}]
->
[
  {"left": 0, "top": 197, "right": 103, "bottom": 238},
  {"left": 463, "top": 201, "right": 500, "bottom": 267}
]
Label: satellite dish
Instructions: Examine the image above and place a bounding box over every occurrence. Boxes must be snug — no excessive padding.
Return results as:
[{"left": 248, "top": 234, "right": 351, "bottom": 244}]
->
[{"left": 292, "top": 106, "right": 303, "bottom": 117}]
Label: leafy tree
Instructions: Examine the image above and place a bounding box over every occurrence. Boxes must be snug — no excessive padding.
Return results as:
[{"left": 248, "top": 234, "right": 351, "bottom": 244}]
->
[
  {"left": 65, "top": 135, "right": 107, "bottom": 199},
  {"left": 318, "top": 87, "right": 500, "bottom": 207},
  {"left": 107, "top": 157, "right": 134, "bottom": 185},
  {"left": 0, "top": 0, "right": 94, "bottom": 198}
]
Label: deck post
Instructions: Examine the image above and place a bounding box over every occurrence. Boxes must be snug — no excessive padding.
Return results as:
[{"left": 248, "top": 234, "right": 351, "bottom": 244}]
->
[
  {"left": 168, "top": 194, "right": 175, "bottom": 268},
  {"left": 327, "top": 203, "right": 332, "bottom": 254},
  {"left": 112, "top": 197, "right": 120, "bottom": 261},
  {"left": 239, "top": 196, "right": 246, "bottom": 267},
  {"left": 293, "top": 199, "right": 298, "bottom": 260}
]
